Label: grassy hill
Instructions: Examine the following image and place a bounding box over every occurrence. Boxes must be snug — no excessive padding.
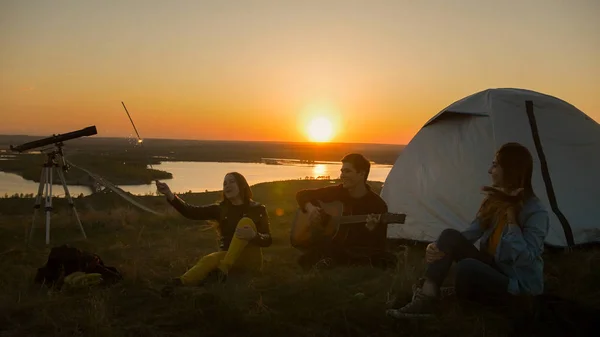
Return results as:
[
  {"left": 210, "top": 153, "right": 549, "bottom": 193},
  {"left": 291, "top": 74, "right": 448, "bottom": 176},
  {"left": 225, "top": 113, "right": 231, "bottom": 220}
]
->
[{"left": 0, "top": 179, "right": 598, "bottom": 337}]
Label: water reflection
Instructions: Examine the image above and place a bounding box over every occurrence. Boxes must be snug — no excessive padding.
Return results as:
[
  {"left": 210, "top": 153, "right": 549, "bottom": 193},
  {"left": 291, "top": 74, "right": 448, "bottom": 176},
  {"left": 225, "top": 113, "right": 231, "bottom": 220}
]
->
[
  {"left": 312, "top": 164, "right": 329, "bottom": 178},
  {"left": 0, "top": 161, "right": 392, "bottom": 197},
  {"left": 0, "top": 171, "right": 92, "bottom": 197}
]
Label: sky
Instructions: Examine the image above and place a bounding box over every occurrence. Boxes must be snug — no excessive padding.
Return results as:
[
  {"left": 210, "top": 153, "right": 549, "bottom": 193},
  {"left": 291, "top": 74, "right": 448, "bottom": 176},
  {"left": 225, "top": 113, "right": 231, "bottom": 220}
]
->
[{"left": 1, "top": 0, "right": 599, "bottom": 144}]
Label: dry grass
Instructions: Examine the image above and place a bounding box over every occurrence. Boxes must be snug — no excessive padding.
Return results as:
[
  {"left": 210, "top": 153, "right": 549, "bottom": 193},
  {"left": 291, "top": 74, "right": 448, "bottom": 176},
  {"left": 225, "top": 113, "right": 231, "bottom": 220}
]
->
[{"left": 0, "top": 180, "right": 598, "bottom": 337}]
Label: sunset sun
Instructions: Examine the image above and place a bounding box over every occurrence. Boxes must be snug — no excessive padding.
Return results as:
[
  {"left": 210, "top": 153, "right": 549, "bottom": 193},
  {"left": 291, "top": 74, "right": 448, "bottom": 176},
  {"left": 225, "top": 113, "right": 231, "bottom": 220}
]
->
[{"left": 307, "top": 117, "right": 334, "bottom": 142}]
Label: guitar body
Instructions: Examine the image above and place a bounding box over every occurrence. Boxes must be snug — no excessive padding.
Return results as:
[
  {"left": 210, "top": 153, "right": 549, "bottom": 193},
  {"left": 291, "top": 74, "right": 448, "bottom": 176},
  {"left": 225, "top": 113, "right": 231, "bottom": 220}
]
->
[
  {"left": 289, "top": 200, "right": 406, "bottom": 251},
  {"left": 290, "top": 200, "right": 345, "bottom": 250}
]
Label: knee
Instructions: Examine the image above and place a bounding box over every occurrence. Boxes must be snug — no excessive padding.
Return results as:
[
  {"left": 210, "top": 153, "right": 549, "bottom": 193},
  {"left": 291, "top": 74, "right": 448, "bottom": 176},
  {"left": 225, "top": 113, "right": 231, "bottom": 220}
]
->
[
  {"left": 237, "top": 217, "right": 257, "bottom": 230},
  {"left": 437, "top": 228, "right": 462, "bottom": 245}
]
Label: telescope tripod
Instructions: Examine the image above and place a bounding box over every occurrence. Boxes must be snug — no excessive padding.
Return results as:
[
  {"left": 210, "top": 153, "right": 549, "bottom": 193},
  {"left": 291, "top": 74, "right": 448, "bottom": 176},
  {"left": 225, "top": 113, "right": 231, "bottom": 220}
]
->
[{"left": 28, "top": 144, "right": 87, "bottom": 245}]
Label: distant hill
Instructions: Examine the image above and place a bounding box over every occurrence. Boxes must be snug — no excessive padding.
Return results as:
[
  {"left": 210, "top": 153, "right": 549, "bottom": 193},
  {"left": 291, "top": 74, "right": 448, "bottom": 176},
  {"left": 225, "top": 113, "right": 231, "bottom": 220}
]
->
[{"left": 0, "top": 136, "right": 405, "bottom": 164}]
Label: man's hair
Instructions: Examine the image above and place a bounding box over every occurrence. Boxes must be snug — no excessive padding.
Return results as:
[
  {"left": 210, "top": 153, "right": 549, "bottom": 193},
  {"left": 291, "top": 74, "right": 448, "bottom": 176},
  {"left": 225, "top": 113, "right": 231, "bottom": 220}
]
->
[{"left": 341, "top": 153, "right": 371, "bottom": 181}]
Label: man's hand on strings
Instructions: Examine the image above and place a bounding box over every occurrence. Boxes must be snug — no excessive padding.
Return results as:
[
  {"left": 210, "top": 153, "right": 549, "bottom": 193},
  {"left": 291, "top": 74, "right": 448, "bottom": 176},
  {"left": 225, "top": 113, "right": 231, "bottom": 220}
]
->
[
  {"left": 365, "top": 214, "right": 381, "bottom": 231},
  {"left": 156, "top": 181, "right": 174, "bottom": 201}
]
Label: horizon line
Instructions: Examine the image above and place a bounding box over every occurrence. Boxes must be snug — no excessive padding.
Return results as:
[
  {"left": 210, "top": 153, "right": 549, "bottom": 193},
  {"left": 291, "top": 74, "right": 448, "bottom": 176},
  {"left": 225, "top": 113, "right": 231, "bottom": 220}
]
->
[{"left": 0, "top": 133, "right": 407, "bottom": 147}]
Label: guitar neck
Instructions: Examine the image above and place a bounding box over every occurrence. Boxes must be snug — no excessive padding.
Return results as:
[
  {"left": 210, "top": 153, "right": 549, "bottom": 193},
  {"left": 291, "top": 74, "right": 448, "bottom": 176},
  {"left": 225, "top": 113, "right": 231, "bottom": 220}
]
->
[{"left": 337, "top": 214, "right": 371, "bottom": 224}]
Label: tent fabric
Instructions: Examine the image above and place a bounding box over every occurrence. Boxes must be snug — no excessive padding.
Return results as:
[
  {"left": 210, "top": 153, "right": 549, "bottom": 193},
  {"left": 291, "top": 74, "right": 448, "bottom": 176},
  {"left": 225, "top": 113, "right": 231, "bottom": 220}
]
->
[{"left": 381, "top": 88, "right": 600, "bottom": 247}]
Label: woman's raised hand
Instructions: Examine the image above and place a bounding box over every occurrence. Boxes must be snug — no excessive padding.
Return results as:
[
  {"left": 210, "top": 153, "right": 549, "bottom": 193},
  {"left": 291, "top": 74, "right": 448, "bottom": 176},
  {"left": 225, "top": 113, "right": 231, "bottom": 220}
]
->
[{"left": 156, "top": 180, "right": 174, "bottom": 200}]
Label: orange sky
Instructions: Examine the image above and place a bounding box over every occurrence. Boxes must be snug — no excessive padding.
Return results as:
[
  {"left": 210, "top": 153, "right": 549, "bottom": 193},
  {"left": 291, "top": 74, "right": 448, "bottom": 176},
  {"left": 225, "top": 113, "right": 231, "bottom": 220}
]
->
[{"left": 1, "top": 0, "right": 599, "bottom": 145}]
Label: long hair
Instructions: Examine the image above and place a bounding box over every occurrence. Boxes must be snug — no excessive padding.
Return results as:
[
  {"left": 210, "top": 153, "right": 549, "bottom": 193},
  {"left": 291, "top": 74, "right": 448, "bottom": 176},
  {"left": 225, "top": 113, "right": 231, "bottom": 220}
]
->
[
  {"left": 209, "top": 172, "right": 254, "bottom": 236},
  {"left": 478, "top": 142, "right": 535, "bottom": 229},
  {"left": 220, "top": 171, "right": 253, "bottom": 206}
]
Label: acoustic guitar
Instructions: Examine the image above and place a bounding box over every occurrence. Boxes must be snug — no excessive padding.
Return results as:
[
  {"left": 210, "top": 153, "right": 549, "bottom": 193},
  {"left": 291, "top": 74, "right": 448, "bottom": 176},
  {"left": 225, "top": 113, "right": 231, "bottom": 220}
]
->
[{"left": 290, "top": 200, "right": 406, "bottom": 250}]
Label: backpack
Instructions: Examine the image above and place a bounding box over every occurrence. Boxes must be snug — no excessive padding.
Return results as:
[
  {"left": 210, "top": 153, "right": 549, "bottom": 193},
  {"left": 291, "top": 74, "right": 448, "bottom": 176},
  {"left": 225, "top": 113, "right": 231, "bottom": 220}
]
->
[{"left": 34, "top": 244, "right": 123, "bottom": 288}]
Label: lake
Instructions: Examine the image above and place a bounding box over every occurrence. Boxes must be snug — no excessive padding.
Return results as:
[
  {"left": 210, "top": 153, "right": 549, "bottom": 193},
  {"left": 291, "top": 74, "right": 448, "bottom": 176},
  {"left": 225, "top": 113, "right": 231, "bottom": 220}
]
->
[{"left": 0, "top": 161, "right": 392, "bottom": 197}]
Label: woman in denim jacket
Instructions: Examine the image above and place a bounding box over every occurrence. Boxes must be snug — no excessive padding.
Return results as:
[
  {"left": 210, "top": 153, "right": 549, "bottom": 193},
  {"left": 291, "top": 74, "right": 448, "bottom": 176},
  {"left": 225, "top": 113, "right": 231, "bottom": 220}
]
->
[{"left": 388, "top": 142, "right": 549, "bottom": 318}]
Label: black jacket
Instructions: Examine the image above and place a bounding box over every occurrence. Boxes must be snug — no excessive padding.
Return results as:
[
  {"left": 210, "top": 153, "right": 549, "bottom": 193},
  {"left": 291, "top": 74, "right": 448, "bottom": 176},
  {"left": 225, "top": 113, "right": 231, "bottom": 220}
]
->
[{"left": 168, "top": 196, "right": 272, "bottom": 250}]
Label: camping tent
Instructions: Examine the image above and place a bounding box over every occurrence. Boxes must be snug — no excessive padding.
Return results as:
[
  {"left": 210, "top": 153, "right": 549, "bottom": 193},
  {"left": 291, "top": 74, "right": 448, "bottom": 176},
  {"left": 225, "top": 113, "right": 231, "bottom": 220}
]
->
[{"left": 381, "top": 88, "right": 600, "bottom": 248}]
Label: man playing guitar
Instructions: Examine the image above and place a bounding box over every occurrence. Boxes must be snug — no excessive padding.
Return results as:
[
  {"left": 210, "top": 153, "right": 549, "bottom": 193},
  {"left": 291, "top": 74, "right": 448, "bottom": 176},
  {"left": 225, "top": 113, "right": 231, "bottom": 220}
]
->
[{"left": 294, "top": 153, "right": 398, "bottom": 270}]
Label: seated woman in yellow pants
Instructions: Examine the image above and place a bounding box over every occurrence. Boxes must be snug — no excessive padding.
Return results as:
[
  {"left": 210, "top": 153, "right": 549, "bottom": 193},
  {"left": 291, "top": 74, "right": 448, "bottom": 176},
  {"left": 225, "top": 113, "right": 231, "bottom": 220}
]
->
[{"left": 156, "top": 172, "right": 272, "bottom": 293}]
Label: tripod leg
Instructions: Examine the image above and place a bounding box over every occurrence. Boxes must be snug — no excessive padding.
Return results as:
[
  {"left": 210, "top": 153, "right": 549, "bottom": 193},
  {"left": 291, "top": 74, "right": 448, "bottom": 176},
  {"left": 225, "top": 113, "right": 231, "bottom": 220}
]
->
[
  {"left": 45, "top": 167, "right": 54, "bottom": 245},
  {"left": 56, "top": 167, "right": 87, "bottom": 239},
  {"left": 28, "top": 167, "right": 47, "bottom": 244}
]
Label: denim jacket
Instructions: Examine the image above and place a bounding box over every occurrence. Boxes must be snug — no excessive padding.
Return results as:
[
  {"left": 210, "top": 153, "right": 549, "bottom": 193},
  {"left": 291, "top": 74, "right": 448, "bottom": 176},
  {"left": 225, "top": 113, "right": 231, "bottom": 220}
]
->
[{"left": 460, "top": 196, "right": 549, "bottom": 295}]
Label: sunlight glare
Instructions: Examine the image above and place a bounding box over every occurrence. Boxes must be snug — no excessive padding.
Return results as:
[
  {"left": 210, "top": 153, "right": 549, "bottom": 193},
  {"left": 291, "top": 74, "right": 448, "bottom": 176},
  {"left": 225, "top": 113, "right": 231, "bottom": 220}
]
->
[
  {"left": 312, "top": 164, "right": 327, "bottom": 177},
  {"left": 307, "top": 117, "right": 334, "bottom": 142}
]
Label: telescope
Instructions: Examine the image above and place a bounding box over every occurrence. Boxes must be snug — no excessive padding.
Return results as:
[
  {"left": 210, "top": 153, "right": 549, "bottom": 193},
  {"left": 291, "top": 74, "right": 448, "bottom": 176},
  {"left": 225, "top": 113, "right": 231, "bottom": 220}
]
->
[
  {"left": 10, "top": 126, "right": 97, "bottom": 153},
  {"left": 12, "top": 125, "right": 98, "bottom": 245}
]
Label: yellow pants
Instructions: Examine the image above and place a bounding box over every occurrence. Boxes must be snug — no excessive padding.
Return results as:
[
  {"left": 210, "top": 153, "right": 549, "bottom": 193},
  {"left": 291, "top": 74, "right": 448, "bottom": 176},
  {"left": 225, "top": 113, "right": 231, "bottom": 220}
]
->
[{"left": 179, "top": 217, "right": 263, "bottom": 286}]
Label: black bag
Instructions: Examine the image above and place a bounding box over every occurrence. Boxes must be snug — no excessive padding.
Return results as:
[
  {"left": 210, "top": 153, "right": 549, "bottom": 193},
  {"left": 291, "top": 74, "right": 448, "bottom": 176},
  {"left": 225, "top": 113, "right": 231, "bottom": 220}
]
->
[{"left": 34, "top": 244, "right": 123, "bottom": 288}]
